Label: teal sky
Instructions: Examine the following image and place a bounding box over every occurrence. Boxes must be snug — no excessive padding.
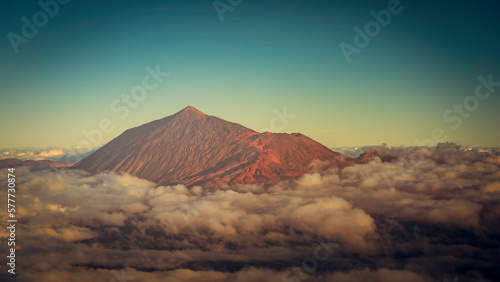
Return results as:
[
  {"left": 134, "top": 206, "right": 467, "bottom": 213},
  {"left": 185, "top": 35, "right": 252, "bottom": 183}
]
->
[{"left": 1, "top": 0, "right": 499, "bottom": 149}]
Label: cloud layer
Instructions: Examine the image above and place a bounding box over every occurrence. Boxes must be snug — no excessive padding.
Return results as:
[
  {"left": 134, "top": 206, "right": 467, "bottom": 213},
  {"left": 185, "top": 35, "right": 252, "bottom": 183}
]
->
[
  {"left": 0, "top": 147, "right": 95, "bottom": 162},
  {"left": 0, "top": 145, "right": 499, "bottom": 282}
]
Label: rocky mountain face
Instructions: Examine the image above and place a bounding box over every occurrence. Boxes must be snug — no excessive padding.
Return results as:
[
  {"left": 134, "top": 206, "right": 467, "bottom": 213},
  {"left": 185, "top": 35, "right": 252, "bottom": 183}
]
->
[{"left": 73, "top": 106, "right": 357, "bottom": 187}]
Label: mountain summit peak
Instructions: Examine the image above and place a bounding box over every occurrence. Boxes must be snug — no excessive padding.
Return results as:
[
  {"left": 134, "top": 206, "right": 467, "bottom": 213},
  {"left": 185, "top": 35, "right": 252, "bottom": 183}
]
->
[
  {"left": 184, "top": 105, "right": 198, "bottom": 111},
  {"left": 175, "top": 106, "right": 205, "bottom": 118}
]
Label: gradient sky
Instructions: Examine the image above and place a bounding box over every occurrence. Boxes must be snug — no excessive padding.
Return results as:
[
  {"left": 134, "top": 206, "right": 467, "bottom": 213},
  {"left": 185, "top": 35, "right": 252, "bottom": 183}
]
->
[{"left": 1, "top": 0, "right": 499, "bottom": 149}]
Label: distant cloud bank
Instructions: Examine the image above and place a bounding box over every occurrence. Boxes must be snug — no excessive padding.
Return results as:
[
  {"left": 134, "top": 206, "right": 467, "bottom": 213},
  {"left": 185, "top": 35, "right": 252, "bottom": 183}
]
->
[{"left": 0, "top": 147, "right": 95, "bottom": 163}]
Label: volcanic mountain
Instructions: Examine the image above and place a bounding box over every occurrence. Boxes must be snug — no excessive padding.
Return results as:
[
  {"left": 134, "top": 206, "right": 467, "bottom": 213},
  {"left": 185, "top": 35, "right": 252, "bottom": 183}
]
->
[{"left": 73, "top": 106, "right": 357, "bottom": 187}]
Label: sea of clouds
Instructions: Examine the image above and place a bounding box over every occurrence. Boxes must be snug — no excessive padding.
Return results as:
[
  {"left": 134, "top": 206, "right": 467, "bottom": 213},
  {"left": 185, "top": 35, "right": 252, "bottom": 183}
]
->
[{"left": 0, "top": 145, "right": 499, "bottom": 282}]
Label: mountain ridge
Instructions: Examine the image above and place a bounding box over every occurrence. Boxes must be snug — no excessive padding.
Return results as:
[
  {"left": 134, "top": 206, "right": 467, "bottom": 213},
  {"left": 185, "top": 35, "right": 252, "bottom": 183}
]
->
[{"left": 0, "top": 158, "right": 73, "bottom": 169}]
